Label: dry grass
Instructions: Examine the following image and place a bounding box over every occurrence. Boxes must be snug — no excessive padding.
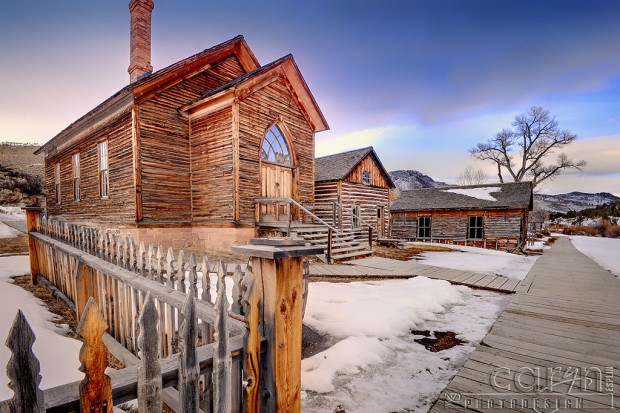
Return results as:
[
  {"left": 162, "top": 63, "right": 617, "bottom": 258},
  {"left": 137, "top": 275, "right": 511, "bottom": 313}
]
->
[
  {"left": 12, "top": 275, "right": 79, "bottom": 337},
  {"left": 373, "top": 243, "right": 453, "bottom": 261},
  {"left": 0, "top": 233, "right": 29, "bottom": 255},
  {"left": 562, "top": 220, "right": 620, "bottom": 238}
]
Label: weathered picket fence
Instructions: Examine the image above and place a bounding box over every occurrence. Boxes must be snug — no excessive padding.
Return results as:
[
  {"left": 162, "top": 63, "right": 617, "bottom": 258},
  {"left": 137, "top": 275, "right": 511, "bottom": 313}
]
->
[{"left": 2, "top": 207, "right": 321, "bottom": 413}]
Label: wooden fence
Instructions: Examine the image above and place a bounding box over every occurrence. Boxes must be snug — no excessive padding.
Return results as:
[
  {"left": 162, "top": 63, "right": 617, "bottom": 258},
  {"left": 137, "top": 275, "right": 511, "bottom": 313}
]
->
[{"left": 1, "top": 207, "right": 321, "bottom": 413}]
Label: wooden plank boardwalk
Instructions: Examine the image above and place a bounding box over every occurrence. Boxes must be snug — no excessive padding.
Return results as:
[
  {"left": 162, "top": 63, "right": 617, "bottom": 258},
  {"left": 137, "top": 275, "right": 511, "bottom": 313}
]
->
[
  {"left": 430, "top": 236, "right": 620, "bottom": 412},
  {"left": 310, "top": 256, "right": 521, "bottom": 293}
]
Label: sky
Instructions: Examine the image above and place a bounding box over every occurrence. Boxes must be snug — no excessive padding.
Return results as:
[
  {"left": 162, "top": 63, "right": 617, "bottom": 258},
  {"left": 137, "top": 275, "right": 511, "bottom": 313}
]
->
[{"left": 1, "top": 0, "right": 619, "bottom": 195}]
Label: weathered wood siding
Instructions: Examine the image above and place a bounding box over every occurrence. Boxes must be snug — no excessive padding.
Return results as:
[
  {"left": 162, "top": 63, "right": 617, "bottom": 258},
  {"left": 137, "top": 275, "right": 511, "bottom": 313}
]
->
[
  {"left": 190, "top": 107, "right": 234, "bottom": 221},
  {"left": 138, "top": 56, "right": 246, "bottom": 222},
  {"left": 340, "top": 182, "right": 389, "bottom": 234},
  {"left": 314, "top": 182, "right": 339, "bottom": 226},
  {"left": 344, "top": 154, "right": 390, "bottom": 188},
  {"left": 45, "top": 111, "right": 135, "bottom": 222},
  {"left": 390, "top": 209, "right": 528, "bottom": 248},
  {"left": 238, "top": 78, "right": 315, "bottom": 224}
]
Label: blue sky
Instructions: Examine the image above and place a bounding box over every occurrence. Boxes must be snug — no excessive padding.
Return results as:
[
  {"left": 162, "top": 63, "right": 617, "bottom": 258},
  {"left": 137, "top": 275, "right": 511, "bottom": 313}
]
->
[{"left": 1, "top": 0, "right": 619, "bottom": 195}]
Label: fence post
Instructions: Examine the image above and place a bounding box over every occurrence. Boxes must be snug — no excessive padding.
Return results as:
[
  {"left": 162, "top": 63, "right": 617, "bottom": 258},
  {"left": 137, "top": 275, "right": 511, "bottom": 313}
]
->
[
  {"left": 23, "top": 206, "right": 43, "bottom": 284},
  {"left": 232, "top": 238, "right": 322, "bottom": 413}
]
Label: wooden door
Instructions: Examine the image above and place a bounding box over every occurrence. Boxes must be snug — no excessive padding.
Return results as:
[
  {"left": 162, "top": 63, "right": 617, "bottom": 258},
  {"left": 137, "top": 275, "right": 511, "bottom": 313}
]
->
[
  {"left": 261, "top": 163, "right": 293, "bottom": 221},
  {"left": 377, "top": 206, "right": 385, "bottom": 238}
]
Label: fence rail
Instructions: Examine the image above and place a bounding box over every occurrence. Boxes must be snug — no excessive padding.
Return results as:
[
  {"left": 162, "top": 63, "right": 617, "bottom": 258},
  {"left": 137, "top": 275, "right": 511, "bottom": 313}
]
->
[{"left": 5, "top": 207, "right": 320, "bottom": 413}]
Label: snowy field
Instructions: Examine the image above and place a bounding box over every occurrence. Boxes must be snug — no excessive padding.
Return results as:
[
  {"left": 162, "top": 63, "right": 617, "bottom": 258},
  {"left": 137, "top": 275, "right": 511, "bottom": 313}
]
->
[
  {"left": 301, "top": 278, "right": 510, "bottom": 412},
  {"left": 569, "top": 236, "right": 620, "bottom": 277},
  {"left": 0, "top": 256, "right": 82, "bottom": 400},
  {"left": 410, "top": 242, "right": 539, "bottom": 280},
  {"left": 0, "top": 206, "right": 25, "bottom": 222}
]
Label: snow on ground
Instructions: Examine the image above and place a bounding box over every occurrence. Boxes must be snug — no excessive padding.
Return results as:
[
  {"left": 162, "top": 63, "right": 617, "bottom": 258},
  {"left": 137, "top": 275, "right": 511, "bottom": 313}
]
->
[
  {"left": 410, "top": 242, "right": 539, "bottom": 280},
  {"left": 0, "top": 256, "right": 82, "bottom": 400},
  {"left": 441, "top": 187, "right": 500, "bottom": 201},
  {"left": 0, "top": 222, "right": 21, "bottom": 239},
  {"left": 0, "top": 207, "right": 26, "bottom": 221},
  {"left": 301, "top": 278, "right": 510, "bottom": 412},
  {"left": 569, "top": 236, "right": 620, "bottom": 277}
]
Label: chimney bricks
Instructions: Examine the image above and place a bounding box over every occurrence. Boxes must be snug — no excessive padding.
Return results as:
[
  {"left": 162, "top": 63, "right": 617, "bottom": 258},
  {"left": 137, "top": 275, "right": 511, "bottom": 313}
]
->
[{"left": 128, "top": 0, "right": 154, "bottom": 83}]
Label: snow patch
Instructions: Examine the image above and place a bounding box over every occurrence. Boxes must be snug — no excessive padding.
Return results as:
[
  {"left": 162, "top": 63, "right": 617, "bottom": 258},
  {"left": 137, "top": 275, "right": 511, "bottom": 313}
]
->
[
  {"left": 0, "top": 222, "right": 20, "bottom": 239},
  {"left": 410, "top": 242, "right": 538, "bottom": 280},
  {"left": 569, "top": 236, "right": 620, "bottom": 277},
  {"left": 0, "top": 207, "right": 26, "bottom": 222},
  {"left": 442, "top": 186, "right": 500, "bottom": 201},
  {"left": 0, "top": 256, "right": 82, "bottom": 399},
  {"left": 301, "top": 279, "right": 510, "bottom": 412}
]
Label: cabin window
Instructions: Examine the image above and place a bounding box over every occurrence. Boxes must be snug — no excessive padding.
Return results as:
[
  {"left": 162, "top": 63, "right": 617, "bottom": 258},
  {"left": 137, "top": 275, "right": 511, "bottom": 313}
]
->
[
  {"left": 362, "top": 170, "right": 370, "bottom": 185},
  {"left": 261, "top": 125, "right": 292, "bottom": 166},
  {"left": 54, "top": 162, "right": 61, "bottom": 204},
  {"left": 99, "top": 141, "right": 109, "bottom": 198},
  {"left": 352, "top": 205, "right": 361, "bottom": 229},
  {"left": 417, "top": 216, "right": 431, "bottom": 238},
  {"left": 72, "top": 153, "right": 80, "bottom": 201},
  {"left": 468, "top": 216, "right": 484, "bottom": 239}
]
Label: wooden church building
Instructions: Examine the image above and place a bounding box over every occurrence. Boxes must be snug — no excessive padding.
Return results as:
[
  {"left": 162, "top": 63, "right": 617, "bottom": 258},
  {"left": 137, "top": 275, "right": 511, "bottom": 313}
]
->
[{"left": 36, "top": 0, "right": 328, "bottom": 250}]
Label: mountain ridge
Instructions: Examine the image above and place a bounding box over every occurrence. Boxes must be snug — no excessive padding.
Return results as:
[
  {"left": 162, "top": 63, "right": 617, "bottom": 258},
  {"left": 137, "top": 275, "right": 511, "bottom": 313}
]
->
[{"left": 388, "top": 169, "right": 619, "bottom": 213}]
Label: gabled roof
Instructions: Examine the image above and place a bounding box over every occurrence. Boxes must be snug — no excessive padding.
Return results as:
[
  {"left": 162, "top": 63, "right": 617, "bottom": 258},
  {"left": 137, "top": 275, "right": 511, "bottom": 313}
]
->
[
  {"left": 182, "top": 54, "right": 329, "bottom": 132},
  {"left": 36, "top": 35, "right": 259, "bottom": 155},
  {"left": 315, "top": 146, "right": 395, "bottom": 188},
  {"left": 391, "top": 181, "right": 534, "bottom": 212}
]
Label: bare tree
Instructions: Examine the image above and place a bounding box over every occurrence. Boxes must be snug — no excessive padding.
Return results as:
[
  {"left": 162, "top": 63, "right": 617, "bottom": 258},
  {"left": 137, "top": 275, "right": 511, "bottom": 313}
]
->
[
  {"left": 456, "top": 165, "right": 489, "bottom": 186},
  {"left": 470, "top": 106, "right": 586, "bottom": 188}
]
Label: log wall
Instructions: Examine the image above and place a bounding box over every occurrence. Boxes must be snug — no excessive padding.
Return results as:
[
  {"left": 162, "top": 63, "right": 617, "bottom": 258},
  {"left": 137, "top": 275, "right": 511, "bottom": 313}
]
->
[
  {"left": 238, "top": 78, "right": 315, "bottom": 224},
  {"left": 390, "top": 209, "right": 528, "bottom": 249},
  {"left": 45, "top": 111, "right": 135, "bottom": 222},
  {"left": 190, "top": 107, "right": 234, "bottom": 221},
  {"left": 138, "top": 56, "right": 246, "bottom": 222}
]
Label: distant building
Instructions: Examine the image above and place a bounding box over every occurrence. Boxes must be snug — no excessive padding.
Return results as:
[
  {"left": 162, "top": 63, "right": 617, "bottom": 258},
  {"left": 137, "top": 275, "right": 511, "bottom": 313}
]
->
[
  {"left": 390, "top": 181, "right": 533, "bottom": 250},
  {"left": 315, "top": 147, "right": 395, "bottom": 238}
]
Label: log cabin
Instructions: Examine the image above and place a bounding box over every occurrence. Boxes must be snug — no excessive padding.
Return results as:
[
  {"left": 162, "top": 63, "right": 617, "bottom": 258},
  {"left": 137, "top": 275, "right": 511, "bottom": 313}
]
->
[
  {"left": 35, "top": 0, "right": 328, "bottom": 251},
  {"left": 314, "top": 147, "right": 395, "bottom": 238},
  {"left": 390, "top": 181, "right": 533, "bottom": 250}
]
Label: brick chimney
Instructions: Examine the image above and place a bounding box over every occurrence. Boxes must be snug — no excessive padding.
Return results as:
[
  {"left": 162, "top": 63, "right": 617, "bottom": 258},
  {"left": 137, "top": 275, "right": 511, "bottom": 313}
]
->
[{"left": 128, "top": 0, "right": 154, "bottom": 83}]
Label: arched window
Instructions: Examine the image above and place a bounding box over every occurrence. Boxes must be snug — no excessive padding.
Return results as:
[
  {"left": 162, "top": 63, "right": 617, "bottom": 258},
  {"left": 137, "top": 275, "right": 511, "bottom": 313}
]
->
[{"left": 261, "top": 125, "right": 292, "bottom": 166}]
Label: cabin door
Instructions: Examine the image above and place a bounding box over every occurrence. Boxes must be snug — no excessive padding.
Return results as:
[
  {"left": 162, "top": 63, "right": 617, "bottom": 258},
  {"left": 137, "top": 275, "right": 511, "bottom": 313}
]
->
[
  {"left": 260, "top": 163, "right": 293, "bottom": 221},
  {"left": 377, "top": 206, "right": 385, "bottom": 237}
]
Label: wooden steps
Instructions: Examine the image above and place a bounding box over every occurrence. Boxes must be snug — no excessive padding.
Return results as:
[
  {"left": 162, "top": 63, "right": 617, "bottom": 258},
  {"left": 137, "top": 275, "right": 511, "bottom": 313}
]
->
[{"left": 290, "top": 225, "right": 372, "bottom": 263}]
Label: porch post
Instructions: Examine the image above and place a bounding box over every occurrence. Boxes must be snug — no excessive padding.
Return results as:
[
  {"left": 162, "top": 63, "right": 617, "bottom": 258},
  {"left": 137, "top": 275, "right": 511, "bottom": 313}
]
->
[
  {"left": 22, "top": 206, "right": 43, "bottom": 284},
  {"left": 232, "top": 238, "right": 322, "bottom": 413}
]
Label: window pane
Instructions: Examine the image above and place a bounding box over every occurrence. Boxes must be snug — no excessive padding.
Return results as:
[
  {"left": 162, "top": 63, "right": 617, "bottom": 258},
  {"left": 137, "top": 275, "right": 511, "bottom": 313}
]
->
[{"left": 262, "top": 125, "right": 291, "bottom": 166}]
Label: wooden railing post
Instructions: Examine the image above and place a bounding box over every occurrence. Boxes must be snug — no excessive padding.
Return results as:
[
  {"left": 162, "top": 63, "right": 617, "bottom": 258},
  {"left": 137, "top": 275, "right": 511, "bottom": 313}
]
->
[
  {"left": 22, "top": 207, "right": 43, "bottom": 284},
  {"left": 326, "top": 228, "right": 333, "bottom": 264},
  {"left": 232, "top": 239, "right": 322, "bottom": 413},
  {"left": 368, "top": 226, "right": 373, "bottom": 248}
]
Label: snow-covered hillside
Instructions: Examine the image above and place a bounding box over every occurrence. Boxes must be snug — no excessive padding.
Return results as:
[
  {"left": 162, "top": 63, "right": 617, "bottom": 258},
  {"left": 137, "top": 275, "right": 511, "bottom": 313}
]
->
[
  {"left": 389, "top": 170, "right": 447, "bottom": 190},
  {"left": 535, "top": 192, "right": 619, "bottom": 213}
]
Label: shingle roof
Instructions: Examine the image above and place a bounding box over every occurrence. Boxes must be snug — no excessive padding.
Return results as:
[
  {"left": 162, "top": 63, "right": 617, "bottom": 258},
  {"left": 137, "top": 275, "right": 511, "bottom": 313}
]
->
[
  {"left": 314, "top": 147, "right": 395, "bottom": 188},
  {"left": 391, "top": 181, "right": 534, "bottom": 211}
]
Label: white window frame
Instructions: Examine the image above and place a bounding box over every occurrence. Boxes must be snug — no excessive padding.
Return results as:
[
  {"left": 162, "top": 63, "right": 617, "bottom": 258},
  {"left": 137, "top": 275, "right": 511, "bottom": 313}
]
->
[
  {"left": 99, "top": 141, "right": 109, "bottom": 198},
  {"left": 72, "top": 153, "right": 80, "bottom": 201},
  {"left": 54, "top": 162, "right": 61, "bottom": 204},
  {"left": 362, "top": 170, "right": 370, "bottom": 185},
  {"left": 352, "top": 205, "right": 361, "bottom": 229}
]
